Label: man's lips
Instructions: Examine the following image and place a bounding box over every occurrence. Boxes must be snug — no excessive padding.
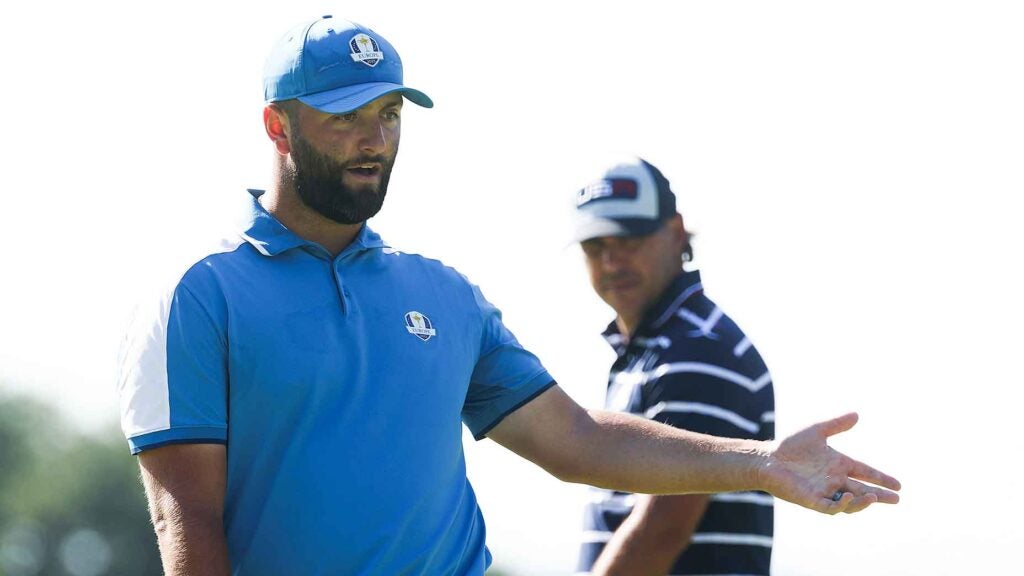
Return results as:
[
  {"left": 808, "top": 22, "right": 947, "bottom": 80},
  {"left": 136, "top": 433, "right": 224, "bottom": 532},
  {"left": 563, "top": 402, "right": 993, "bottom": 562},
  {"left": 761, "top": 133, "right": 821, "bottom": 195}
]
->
[
  {"left": 602, "top": 276, "right": 641, "bottom": 292},
  {"left": 344, "top": 163, "right": 382, "bottom": 179}
]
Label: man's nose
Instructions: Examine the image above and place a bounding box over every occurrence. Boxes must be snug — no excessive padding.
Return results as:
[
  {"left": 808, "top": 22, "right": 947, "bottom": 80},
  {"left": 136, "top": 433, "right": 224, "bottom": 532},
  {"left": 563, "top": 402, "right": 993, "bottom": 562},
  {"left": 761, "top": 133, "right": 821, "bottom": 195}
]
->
[
  {"left": 357, "top": 119, "right": 387, "bottom": 154},
  {"left": 599, "top": 246, "right": 627, "bottom": 270}
]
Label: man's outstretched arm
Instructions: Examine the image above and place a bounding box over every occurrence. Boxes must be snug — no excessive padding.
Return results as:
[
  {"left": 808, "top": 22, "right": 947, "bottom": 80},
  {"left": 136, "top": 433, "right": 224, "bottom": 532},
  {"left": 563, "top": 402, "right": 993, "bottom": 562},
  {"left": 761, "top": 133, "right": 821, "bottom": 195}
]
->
[{"left": 486, "top": 386, "right": 900, "bottom": 514}]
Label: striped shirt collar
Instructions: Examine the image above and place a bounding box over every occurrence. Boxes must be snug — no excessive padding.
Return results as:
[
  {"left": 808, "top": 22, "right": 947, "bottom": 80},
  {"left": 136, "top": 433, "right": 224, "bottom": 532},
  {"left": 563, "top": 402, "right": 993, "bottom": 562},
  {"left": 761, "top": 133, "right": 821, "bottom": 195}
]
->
[
  {"left": 239, "top": 188, "right": 386, "bottom": 258},
  {"left": 602, "top": 269, "right": 704, "bottom": 346}
]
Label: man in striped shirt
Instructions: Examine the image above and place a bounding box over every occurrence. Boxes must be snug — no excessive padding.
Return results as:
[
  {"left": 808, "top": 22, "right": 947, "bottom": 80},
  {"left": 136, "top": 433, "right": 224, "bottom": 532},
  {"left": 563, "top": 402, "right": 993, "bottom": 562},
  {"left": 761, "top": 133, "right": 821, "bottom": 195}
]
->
[{"left": 573, "top": 157, "right": 775, "bottom": 576}]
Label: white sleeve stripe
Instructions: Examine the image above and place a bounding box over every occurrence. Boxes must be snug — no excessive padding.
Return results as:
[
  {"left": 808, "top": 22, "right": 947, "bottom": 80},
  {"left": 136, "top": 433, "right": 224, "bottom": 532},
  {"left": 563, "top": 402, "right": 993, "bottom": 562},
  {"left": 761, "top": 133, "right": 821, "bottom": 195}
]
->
[
  {"left": 588, "top": 529, "right": 774, "bottom": 548},
  {"left": 118, "top": 235, "right": 244, "bottom": 439},
  {"left": 577, "top": 569, "right": 770, "bottom": 573},
  {"left": 760, "top": 411, "right": 775, "bottom": 423},
  {"left": 691, "top": 533, "right": 774, "bottom": 548},
  {"left": 733, "top": 336, "right": 753, "bottom": 357},
  {"left": 587, "top": 491, "right": 636, "bottom": 506},
  {"left": 117, "top": 289, "right": 173, "bottom": 438},
  {"left": 710, "top": 492, "right": 775, "bottom": 506},
  {"left": 648, "top": 362, "right": 772, "bottom": 393},
  {"left": 752, "top": 371, "right": 772, "bottom": 390},
  {"left": 581, "top": 530, "right": 613, "bottom": 543},
  {"left": 644, "top": 401, "right": 760, "bottom": 434}
]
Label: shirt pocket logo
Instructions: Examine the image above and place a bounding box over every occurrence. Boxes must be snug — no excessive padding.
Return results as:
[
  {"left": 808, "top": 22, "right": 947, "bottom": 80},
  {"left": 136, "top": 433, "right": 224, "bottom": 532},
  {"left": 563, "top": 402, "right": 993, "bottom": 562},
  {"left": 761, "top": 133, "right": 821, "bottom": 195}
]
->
[{"left": 404, "top": 311, "right": 437, "bottom": 342}]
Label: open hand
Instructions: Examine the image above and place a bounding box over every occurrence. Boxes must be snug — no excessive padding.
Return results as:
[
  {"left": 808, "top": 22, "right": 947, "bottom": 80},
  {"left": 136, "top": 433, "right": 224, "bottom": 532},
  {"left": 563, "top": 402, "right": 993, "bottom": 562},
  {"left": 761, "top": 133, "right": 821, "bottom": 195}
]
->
[{"left": 761, "top": 413, "right": 901, "bottom": 514}]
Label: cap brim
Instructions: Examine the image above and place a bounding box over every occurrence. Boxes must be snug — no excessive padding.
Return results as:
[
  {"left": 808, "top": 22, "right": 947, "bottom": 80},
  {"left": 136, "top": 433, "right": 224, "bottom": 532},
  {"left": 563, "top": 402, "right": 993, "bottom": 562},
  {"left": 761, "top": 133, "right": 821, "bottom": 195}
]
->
[
  {"left": 298, "top": 82, "right": 433, "bottom": 114},
  {"left": 572, "top": 217, "right": 666, "bottom": 243}
]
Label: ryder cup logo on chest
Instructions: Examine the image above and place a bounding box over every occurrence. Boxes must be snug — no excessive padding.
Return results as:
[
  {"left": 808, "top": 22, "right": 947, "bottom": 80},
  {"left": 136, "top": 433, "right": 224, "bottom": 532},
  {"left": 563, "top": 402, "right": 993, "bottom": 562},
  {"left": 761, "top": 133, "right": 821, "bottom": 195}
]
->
[
  {"left": 349, "top": 33, "right": 384, "bottom": 67},
  {"left": 405, "top": 311, "right": 437, "bottom": 342}
]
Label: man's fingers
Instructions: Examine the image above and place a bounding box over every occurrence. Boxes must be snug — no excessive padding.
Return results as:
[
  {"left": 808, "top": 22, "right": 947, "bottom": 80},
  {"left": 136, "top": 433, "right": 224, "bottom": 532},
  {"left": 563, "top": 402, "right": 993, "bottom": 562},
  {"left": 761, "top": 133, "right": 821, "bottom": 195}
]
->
[
  {"left": 813, "top": 476, "right": 900, "bottom": 515},
  {"left": 847, "top": 457, "right": 902, "bottom": 491},
  {"left": 867, "top": 488, "right": 899, "bottom": 505},
  {"left": 819, "top": 491, "right": 854, "bottom": 514},
  {"left": 841, "top": 478, "right": 900, "bottom": 506},
  {"left": 842, "top": 492, "right": 879, "bottom": 514},
  {"left": 816, "top": 412, "right": 859, "bottom": 438}
]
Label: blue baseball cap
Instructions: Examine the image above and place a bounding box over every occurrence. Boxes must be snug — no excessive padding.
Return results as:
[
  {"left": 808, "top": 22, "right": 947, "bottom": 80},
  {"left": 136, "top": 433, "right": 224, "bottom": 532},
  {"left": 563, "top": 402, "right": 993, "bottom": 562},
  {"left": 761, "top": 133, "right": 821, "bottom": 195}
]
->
[{"left": 263, "top": 15, "right": 433, "bottom": 114}]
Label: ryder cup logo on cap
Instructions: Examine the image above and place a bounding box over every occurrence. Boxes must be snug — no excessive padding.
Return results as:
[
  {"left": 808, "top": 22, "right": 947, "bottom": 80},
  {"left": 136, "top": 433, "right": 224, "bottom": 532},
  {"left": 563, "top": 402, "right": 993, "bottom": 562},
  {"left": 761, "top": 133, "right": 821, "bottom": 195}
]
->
[
  {"left": 349, "top": 33, "right": 383, "bottom": 67},
  {"left": 572, "top": 156, "right": 678, "bottom": 243},
  {"left": 263, "top": 15, "right": 433, "bottom": 114}
]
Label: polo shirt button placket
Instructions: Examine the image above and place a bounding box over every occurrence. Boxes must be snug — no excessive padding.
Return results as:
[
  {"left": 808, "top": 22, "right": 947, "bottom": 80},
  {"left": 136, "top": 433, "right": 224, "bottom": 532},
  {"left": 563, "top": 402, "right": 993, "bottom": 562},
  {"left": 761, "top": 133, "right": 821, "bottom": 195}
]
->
[{"left": 333, "top": 261, "right": 350, "bottom": 316}]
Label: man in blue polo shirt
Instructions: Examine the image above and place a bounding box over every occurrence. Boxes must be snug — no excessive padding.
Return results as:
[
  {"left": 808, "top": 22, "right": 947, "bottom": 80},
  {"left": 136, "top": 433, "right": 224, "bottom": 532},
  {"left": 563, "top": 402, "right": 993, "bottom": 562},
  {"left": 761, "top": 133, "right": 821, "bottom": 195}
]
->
[
  {"left": 118, "top": 15, "right": 901, "bottom": 576},
  {"left": 572, "top": 158, "right": 775, "bottom": 575}
]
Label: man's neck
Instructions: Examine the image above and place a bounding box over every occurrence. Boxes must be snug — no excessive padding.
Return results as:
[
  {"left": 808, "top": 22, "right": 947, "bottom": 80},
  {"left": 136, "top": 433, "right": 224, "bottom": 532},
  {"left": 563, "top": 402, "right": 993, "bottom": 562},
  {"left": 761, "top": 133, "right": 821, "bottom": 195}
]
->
[
  {"left": 614, "top": 315, "right": 642, "bottom": 340},
  {"left": 261, "top": 184, "right": 362, "bottom": 257},
  {"left": 613, "top": 269, "right": 686, "bottom": 341}
]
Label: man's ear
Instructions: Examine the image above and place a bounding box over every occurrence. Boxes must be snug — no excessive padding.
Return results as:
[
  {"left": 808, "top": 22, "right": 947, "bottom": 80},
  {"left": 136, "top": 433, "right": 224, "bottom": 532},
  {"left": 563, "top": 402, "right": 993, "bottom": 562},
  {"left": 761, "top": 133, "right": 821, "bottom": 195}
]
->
[
  {"left": 263, "top": 104, "right": 292, "bottom": 156},
  {"left": 666, "top": 213, "right": 693, "bottom": 261},
  {"left": 667, "top": 213, "right": 686, "bottom": 244}
]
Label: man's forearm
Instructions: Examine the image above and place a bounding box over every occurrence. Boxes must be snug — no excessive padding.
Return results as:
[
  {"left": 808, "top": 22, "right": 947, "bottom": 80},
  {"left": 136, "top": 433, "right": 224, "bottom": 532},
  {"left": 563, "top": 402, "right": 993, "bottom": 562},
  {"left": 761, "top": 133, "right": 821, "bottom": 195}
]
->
[
  {"left": 490, "top": 387, "right": 900, "bottom": 514},
  {"left": 150, "top": 500, "right": 231, "bottom": 576},
  {"left": 557, "top": 409, "right": 767, "bottom": 495},
  {"left": 139, "top": 444, "right": 232, "bottom": 576},
  {"left": 591, "top": 494, "right": 709, "bottom": 576}
]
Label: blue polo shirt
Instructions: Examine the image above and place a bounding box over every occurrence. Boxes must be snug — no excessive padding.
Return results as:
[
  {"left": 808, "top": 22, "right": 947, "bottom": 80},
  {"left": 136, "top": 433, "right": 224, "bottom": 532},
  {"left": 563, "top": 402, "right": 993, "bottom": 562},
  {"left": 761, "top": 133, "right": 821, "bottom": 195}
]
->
[{"left": 118, "top": 190, "right": 555, "bottom": 575}]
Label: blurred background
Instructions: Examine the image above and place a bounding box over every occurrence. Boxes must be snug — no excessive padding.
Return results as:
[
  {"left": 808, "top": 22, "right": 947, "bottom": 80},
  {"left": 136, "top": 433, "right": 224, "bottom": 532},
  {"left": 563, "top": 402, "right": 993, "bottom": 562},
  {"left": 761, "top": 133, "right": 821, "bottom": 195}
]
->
[{"left": 1, "top": 1, "right": 1022, "bottom": 574}]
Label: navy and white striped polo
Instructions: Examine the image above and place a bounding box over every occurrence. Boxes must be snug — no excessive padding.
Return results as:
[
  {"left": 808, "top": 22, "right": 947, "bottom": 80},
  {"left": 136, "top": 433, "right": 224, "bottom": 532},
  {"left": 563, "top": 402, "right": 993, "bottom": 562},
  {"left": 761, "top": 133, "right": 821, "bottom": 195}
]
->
[{"left": 577, "top": 269, "right": 776, "bottom": 576}]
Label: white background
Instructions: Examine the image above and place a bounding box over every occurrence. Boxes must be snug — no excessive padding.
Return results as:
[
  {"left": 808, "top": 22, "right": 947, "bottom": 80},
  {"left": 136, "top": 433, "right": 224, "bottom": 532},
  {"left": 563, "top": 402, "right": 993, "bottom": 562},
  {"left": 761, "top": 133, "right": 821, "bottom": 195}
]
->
[{"left": 1, "top": 1, "right": 1022, "bottom": 574}]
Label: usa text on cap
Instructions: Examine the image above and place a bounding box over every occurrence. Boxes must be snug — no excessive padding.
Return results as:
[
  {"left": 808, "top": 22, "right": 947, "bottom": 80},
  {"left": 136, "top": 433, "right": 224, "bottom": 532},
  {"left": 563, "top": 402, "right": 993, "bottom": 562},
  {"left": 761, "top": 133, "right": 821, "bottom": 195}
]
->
[{"left": 572, "top": 156, "right": 678, "bottom": 243}]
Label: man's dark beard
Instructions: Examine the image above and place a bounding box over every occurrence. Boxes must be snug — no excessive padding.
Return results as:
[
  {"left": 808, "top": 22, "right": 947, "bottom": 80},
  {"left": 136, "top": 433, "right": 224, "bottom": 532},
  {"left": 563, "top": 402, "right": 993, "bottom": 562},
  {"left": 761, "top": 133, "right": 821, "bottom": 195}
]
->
[{"left": 288, "top": 134, "right": 394, "bottom": 225}]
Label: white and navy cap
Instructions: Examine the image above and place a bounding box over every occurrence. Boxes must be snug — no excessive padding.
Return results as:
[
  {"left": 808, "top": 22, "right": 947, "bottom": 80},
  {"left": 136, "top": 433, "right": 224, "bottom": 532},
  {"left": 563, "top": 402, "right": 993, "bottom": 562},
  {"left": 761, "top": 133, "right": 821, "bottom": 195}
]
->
[{"left": 572, "top": 156, "right": 678, "bottom": 243}]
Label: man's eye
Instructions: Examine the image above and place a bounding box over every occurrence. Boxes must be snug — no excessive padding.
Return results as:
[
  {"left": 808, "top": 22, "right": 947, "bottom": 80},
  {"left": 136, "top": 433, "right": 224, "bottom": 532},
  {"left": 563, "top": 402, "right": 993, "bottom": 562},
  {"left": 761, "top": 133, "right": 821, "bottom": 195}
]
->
[
  {"left": 383, "top": 110, "right": 401, "bottom": 120},
  {"left": 334, "top": 113, "right": 357, "bottom": 122}
]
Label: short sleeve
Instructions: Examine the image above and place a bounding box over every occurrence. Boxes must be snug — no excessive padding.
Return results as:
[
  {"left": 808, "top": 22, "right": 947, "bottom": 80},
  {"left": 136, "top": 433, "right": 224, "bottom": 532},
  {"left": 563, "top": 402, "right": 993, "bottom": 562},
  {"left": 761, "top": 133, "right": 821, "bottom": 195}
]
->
[
  {"left": 118, "top": 272, "right": 229, "bottom": 455},
  {"left": 461, "top": 284, "right": 555, "bottom": 440}
]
